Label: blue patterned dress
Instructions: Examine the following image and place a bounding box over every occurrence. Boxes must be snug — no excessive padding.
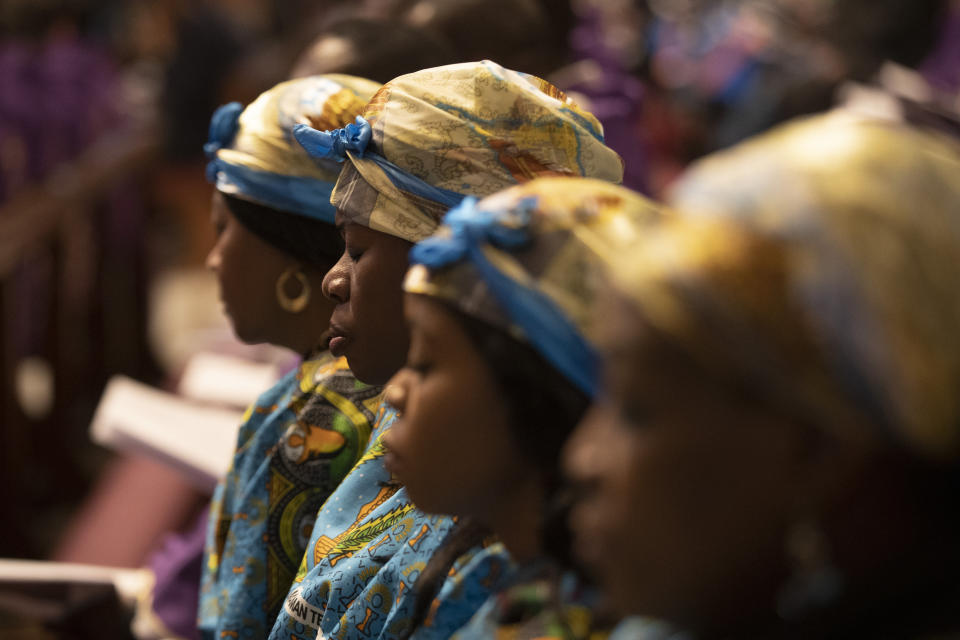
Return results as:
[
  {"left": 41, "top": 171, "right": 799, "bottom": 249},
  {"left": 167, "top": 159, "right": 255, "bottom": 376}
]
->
[
  {"left": 269, "top": 405, "right": 511, "bottom": 640},
  {"left": 199, "top": 350, "right": 382, "bottom": 639}
]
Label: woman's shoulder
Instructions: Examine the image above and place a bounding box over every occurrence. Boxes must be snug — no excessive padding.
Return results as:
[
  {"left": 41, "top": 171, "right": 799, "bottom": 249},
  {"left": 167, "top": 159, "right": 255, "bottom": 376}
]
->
[{"left": 448, "top": 559, "right": 613, "bottom": 640}]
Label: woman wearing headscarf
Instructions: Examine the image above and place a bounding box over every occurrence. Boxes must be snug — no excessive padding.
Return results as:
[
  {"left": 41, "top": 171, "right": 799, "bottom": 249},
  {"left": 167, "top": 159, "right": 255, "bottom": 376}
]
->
[
  {"left": 196, "top": 74, "right": 385, "bottom": 640},
  {"left": 270, "top": 60, "right": 624, "bottom": 640},
  {"left": 565, "top": 103, "right": 960, "bottom": 638},
  {"left": 381, "top": 177, "right": 663, "bottom": 639}
]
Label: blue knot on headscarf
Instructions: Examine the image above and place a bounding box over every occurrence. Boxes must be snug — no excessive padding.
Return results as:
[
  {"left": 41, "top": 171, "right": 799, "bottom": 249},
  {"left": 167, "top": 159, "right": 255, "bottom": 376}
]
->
[
  {"left": 411, "top": 197, "right": 532, "bottom": 268},
  {"left": 293, "top": 115, "right": 372, "bottom": 163},
  {"left": 204, "top": 101, "right": 243, "bottom": 182},
  {"left": 410, "top": 197, "right": 599, "bottom": 396}
]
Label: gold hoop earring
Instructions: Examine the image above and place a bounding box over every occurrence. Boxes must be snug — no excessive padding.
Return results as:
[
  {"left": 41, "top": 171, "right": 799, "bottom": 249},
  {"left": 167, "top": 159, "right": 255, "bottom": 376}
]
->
[{"left": 276, "top": 267, "right": 310, "bottom": 313}]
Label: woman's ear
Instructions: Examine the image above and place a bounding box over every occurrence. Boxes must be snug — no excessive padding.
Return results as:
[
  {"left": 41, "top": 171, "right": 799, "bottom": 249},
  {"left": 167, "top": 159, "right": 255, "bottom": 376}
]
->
[{"left": 784, "top": 419, "right": 878, "bottom": 523}]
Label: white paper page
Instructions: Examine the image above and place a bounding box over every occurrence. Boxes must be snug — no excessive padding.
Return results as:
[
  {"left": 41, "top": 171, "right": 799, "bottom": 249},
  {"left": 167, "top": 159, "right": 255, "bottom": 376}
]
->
[
  {"left": 0, "top": 559, "right": 151, "bottom": 605},
  {"left": 90, "top": 376, "right": 244, "bottom": 491},
  {"left": 177, "top": 351, "right": 280, "bottom": 409}
]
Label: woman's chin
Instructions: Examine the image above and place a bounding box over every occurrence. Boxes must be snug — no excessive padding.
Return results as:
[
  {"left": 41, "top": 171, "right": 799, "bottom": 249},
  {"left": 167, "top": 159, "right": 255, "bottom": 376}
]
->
[{"left": 228, "top": 320, "right": 269, "bottom": 347}]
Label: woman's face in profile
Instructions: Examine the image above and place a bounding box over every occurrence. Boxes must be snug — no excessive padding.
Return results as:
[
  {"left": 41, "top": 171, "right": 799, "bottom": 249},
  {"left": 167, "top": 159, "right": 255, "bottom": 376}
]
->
[
  {"left": 382, "top": 293, "right": 524, "bottom": 522},
  {"left": 320, "top": 222, "right": 413, "bottom": 385},
  {"left": 205, "top": 191, "right": 294, "bottom": 345},
  {"left": 563, "top": 286, "right": 810, "bottom": 628}
]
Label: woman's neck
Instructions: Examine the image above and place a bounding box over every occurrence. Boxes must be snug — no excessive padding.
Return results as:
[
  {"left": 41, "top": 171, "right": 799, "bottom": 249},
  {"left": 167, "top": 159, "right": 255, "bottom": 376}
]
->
[
  {"left": 276, "top": 304, "right": 334, "bottom": 355},
  {"left": 485, "top": 475, "right": 545, "bottom": 565}
]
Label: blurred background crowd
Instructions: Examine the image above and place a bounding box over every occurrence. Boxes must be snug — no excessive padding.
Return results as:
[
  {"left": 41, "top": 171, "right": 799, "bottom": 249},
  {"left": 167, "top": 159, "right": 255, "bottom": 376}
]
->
[{"left": 0, "top": 0, "right": 958, "bottom": 636}]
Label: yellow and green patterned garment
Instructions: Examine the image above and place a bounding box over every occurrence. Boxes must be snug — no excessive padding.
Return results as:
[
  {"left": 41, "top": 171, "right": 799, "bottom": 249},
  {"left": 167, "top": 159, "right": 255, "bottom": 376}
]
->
[{"left": 199, "top": 351, "right": 382, "bottom": 638}]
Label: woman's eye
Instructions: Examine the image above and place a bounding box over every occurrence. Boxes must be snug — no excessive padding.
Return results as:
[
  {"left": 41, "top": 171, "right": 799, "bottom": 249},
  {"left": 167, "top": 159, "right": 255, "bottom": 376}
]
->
[
  {"left": 347, "top": 248, "right": 364, "bottom": 262},
  {"left": 621, "top": 400, "right": 654, "bottom": 428},
  {"left": 408, "top": 361, "right": 431, "bottom": 375}
]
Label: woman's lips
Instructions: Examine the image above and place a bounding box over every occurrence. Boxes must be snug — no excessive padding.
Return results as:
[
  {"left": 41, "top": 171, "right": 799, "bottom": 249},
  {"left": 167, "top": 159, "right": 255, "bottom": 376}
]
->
[
  {"left": 383, "top": 449, "right": 401, "bottom": 476},
  {"left": 568, "top": 497, "right": 607, "bottom": 570},
  {"left": 327, "top": 322, "right": 350, "bottom": 356},
  {"left": 328, "top": 335, "right": 349, "bottom": 356},
  {"left": 382, "top": 436, "right": 404, "bottom": 479}
]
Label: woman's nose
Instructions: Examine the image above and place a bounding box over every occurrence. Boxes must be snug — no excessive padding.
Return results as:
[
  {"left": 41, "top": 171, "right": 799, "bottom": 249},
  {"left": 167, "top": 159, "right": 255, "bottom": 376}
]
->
[
  {"left": 205, "top": 245, "right": 221, "bottom": 272},
  {"left": 321, "top": 252, "right": 350, "bottom": 304},
  {"left": 563, "top": 404, "right": 609, "bottom": 482},
  {"left": 383, "top": 374, "right": 409, "bottom": 413}
]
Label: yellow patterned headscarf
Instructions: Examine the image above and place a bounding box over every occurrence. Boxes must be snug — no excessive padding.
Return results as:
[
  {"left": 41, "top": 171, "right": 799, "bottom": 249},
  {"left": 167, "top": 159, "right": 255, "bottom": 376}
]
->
[
  {"left": 612, "top": 110, "right": 960, "bottom": 459},
  {"left": 294, "top": 61, "right": 624, "bottom": 242},
  {"left": 205, "top": 74, "right": 381, "bottom": 222},
  {"left": 403, "top": 177, "right": 663, "bottom": 395}
]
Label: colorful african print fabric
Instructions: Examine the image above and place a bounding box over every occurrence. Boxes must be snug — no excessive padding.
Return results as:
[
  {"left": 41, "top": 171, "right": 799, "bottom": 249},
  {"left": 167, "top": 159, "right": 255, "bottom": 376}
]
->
[
  {"left": 614, "top": 108, "right": 960, "bottom": 460},
  {"left": 269, "top": 405, "right": 511, "bottom": 640},
  {"left": 405, "top": 176, "right": 665, "bottom": 396},
  {"left": 443, "top": 560, "right": 611, "bottom": 640},
  {"left": 295, "top": 60, "right": 625, "bottom": 243},
  {"left": 199, "top": 351, "right": 382, "bottom": 639},
  {"left": 409, "top": 540, "right": 515, "bottom": 640},
  {"left": 205, "top": 74, "right": 380, "bottom": 223}
]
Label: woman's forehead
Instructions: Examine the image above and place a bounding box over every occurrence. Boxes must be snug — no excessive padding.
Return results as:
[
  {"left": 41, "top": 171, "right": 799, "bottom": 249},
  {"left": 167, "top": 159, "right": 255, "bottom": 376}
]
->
[{"left": 404, "top": 294, "right": 455, "bottom": 337}]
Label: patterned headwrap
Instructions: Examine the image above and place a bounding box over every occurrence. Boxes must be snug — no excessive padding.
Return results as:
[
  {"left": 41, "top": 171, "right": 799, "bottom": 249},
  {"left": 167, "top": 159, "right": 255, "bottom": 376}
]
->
[
  {"left": 403, "top": 177, "right": 664, "bottom": 396},
  {"left": 293, "top": 60, "right": 625, "bottom": 242},
  {"left": 612, "top": 110, "right": 960, "bottom": 459},
  {"left": 205, "top": 74, "right": 381, "bottom": 223}
]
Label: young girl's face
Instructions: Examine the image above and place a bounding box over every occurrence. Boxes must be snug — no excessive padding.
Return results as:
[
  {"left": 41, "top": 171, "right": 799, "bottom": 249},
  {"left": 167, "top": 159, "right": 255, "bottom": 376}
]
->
[{"left": 383, "top": 294, "right": 530, "bottom": 522}]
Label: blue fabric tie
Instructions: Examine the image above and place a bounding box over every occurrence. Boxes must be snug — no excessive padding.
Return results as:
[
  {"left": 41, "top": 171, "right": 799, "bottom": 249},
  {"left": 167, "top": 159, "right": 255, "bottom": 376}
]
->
[
  {"left": 293, "top": 115, "right": 372, "bottom": 162},
  {"left": 294, "top": 116, "right": 468, "bottom": 211},
  {"left": 204, "top": 102, "right": 243, "bottom": 181},
  {"left": 411, "top": 198, "right": 600, "bottom": 396},
  {"left": 203, "top": 101, "right": 337, "bottom": 222},
  {"left": 214, "top": 162, "right": 336, "bottom": 223}
]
